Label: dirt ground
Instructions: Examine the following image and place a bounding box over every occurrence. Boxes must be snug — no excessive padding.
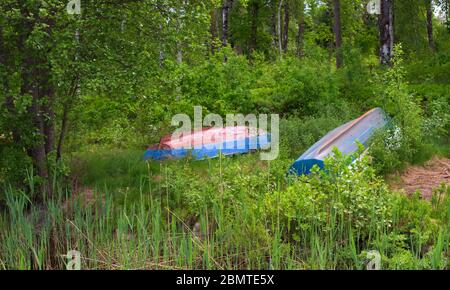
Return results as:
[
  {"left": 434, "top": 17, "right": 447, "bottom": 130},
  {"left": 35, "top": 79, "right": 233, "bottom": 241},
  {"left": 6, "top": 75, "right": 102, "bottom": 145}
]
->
[{"left": 390, "top": 157, "right": 450, "bottom": 199}]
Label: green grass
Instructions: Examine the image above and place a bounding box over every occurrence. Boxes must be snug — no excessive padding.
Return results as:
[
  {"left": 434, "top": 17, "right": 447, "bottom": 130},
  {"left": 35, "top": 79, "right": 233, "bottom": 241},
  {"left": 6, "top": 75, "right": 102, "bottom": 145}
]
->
[
  {"left": 0, "top": 148, "right": 448, "bottom": 270},
  {"left": 411, "top": 140, "right": 450, "bottom": 165}
]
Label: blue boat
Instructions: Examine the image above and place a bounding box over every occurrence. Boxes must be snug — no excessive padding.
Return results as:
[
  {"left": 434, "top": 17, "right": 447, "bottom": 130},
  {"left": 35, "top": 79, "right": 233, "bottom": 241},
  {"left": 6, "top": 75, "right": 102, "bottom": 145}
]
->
[{"left": 288, "top": 108, "right": 388, "bottom": 176}]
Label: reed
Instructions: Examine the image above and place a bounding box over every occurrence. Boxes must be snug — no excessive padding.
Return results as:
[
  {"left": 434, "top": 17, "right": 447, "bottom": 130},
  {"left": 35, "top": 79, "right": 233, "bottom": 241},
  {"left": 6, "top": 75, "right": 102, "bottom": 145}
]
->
[{"left": 0, "top": 150, "right": 448, "bottom": 270}]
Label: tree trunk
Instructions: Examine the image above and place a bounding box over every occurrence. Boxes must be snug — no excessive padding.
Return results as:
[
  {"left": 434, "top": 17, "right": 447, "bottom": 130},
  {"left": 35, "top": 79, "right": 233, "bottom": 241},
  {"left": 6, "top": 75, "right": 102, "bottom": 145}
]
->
[
  {"left": 282, "top": 1, "right": 290, "bottom": 53},
  {"left": 19, "top": 3, "right": 53, "bottom": 199},
  {"left": 278, "top": 0, "right": 284, "bottom": 56},
  {"left": 43, "top": 92, "right": 55, "bottom": 155},
  {"left": 249, "top": 1, "right": 259, "bottom": 55},
  {"left": 176, "top": 4, "right": 183, "bottom": 63},
  {"left": 41, "top": 10, "right": 56, "bottom": 156},
  {"left": 57, "top": 28, "right": 81, "bottom": 163},
  {"left": 425, "top": 0, "right": 436, "bottom": 52},
  {"left": 56, "top": 101, "right": 69, "bottom": 162},
  {"left": 23, "top": 57, "right": 51, "bottom": 199},
  {"left": 296, "top": 0, "right": 305, "bottom": 57},
  {"left": 210, "top": 9, "right": 219, "bottom": 53},
  {"left": 56, "top": 77, "right": 78, "bottom": 163},
  {"left": 379, "top": 0, "right": 394, "bottom": 65},
  {"left": 221, "top": 0, "right": 233, "bottom": 47},
  {"left": 333, "top": 0, "right": 343, "bottom": 68},
  {"left": 41, "top": 70, "right": 55, "bottom": 155},
  {"left": 30, "top": 90, "right": 51, "bottom": 200},
  {"left": 271, "top": 6, "right": 278, "bottom": 48}
]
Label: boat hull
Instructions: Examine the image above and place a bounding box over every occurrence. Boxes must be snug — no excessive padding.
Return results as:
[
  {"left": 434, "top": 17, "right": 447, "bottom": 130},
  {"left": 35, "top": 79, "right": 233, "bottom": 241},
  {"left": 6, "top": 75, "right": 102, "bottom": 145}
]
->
[
  {"left": 288, "top": 108, "right": 388, "bottom": 176},
  {"left": 143, "top": 128, "right": 271, "bottom": 161}
]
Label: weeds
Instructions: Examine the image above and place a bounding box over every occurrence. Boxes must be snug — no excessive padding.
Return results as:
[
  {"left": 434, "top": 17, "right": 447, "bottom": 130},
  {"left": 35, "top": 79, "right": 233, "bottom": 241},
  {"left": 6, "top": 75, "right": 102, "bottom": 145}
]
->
[{"left": 0, "top": 149, "right": 447, "bottom": 270}]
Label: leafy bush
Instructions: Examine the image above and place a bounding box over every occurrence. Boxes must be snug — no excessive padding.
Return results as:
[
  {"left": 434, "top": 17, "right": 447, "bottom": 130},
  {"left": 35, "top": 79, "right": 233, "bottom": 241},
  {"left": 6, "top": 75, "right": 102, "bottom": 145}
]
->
[
  {"left": 370, "top": 45, "right": 426, "bottom": 174},
  {"left": 280, "top": 115, "right": 346, "bottom": 159},
  {"left": 422, "top": 98, "right": 449, "bottom": 140},
  {"left": 1, "top": 144, "right": 447, "bottom": 269},
  {"left": 0, "top": 145, "right": 32, "bottom": 190},
  {"left": 250, "top": 57, "right": 340, "bottom": 117},
  {"left": 265, "top": 148, "right": 393, "bottom": 240}
]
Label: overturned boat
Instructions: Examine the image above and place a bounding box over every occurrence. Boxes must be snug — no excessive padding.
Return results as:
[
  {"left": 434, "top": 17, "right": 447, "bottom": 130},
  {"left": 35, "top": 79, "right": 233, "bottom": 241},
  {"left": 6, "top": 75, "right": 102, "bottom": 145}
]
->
[
  {"left": 288, "top": 108, "right": 388, "bottom": 176},
  {"left": 143, "top": 126, "right": 271, "bottom": 161}
]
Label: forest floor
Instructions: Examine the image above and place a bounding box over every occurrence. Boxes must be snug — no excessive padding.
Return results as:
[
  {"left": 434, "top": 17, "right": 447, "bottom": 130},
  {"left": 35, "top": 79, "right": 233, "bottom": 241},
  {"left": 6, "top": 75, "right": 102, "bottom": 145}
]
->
[
  {"left": 390, "top": 157, "right": 450, "bottom": 199},
  {"left": 69, "top": 149, "right": 449, "bottom": 204}
]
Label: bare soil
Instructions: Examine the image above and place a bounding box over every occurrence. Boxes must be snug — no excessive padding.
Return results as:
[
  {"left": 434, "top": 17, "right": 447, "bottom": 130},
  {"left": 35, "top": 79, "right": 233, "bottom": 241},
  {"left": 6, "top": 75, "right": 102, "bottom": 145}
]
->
[{"left": 390, "top": 157, "right": 449, "bottom": 199}]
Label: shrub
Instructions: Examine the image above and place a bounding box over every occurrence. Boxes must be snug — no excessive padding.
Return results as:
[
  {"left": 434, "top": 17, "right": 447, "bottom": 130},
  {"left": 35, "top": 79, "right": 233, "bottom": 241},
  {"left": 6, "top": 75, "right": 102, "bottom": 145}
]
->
[
  {"left": 279, "top": 100, "right": 356, "bottom": 159},
  {"left": 422, "top": 98, "right": 449, "bottom": 141},
  {"left": 371, "top": 44, "right": 425, "bottom": 174},
  {"left": 0, "top": 145, "right": 32, "bottom": 190},
  {"left": 265, "top": 148, "right": 394, "bottom": 244}
]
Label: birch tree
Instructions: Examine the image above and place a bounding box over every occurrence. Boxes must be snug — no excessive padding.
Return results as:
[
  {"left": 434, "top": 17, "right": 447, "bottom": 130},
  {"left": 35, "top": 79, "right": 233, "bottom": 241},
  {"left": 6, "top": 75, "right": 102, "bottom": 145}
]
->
[{"left": 379, "top": 0, "right": 394, "bottom": 65}]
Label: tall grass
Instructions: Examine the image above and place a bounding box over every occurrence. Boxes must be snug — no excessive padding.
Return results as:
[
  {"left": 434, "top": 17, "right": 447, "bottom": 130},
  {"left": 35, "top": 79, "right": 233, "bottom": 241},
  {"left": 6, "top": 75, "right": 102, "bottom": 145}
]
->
[{"left": 0, "top": 150, "right": 448, "bottom": 270}]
